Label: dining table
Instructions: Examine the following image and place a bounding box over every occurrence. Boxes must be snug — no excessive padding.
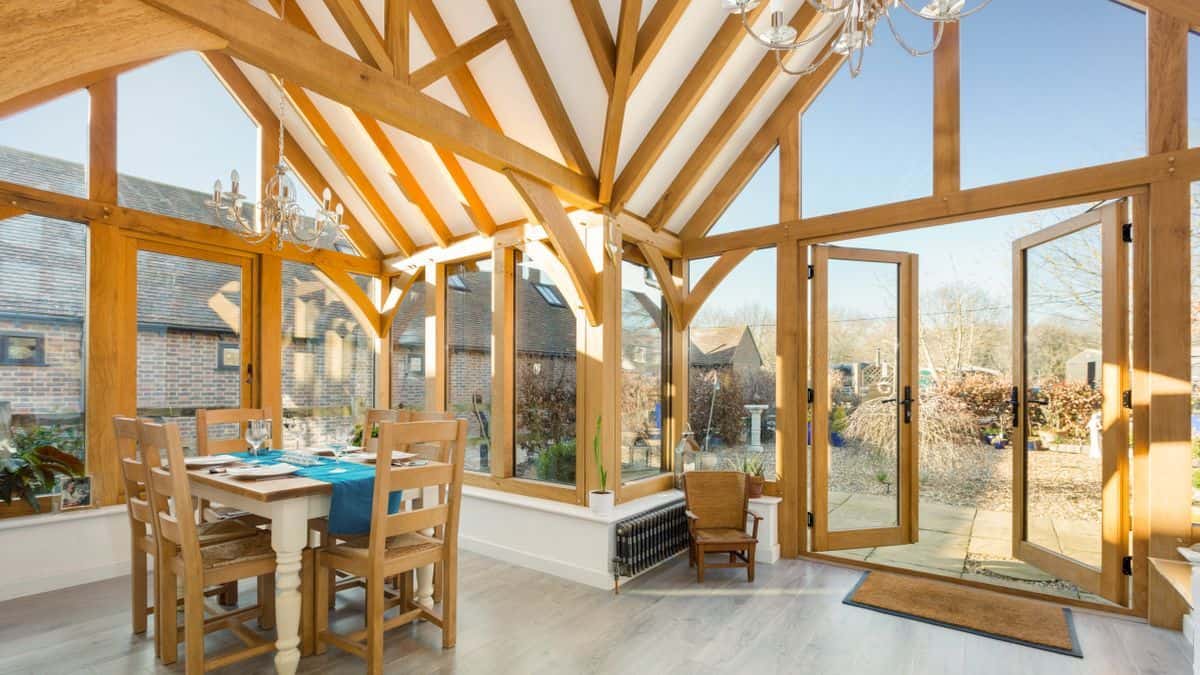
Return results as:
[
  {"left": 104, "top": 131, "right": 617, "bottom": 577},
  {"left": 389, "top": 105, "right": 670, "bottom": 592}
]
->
[{"left": 187, "top": 455, "right": 440, "bottom": 675}]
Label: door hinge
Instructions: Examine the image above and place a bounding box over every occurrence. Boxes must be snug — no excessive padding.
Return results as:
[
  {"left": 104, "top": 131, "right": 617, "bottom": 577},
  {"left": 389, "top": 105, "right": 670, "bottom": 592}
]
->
[
  {"left": 807, "top": 512, "right": 814, "bottom": 527},
  {"left": 1122, "top": 555, "right": 1133, "bottom": 576},
  {"left": 1122, "top": 389, "right": 1132, "bottom": 409},
  {"left": 807, "top": 388, "right": 814, "bottom": 404},
  {"left": 807, "top": 264, "right": 814, "bottom": 279},
  {"left": 1122, "top": 222, "right": 1133, "bottom": 243}
]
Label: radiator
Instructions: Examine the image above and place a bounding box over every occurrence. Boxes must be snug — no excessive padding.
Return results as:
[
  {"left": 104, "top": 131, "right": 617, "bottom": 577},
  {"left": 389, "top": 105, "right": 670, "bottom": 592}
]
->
[{"left": 611, "top": 499, "right": 689, "bottom": 592}]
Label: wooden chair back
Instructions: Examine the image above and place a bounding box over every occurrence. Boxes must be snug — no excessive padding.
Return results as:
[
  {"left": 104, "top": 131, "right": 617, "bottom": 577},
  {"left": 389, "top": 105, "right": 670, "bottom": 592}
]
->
[
  {"left": 114, "top": 415, "right": 155, "bottom": 535},
  {"left": 196, "top": 407, "right": 271, "bottom": 455},
  {"left": 394, "top": 410, "right": 455, "bottom": 461},
  {"left": 683, "top": 471, "right": 749, "bottom": 530},
  {"left": 139, "top": 420, "right": 203, "bottom": 572},
  {"left": 366, "top": 420, "right": 466, "bottom": 561},
  {"left": 362, "top": 409, "right": 401, "bottom": 452}
]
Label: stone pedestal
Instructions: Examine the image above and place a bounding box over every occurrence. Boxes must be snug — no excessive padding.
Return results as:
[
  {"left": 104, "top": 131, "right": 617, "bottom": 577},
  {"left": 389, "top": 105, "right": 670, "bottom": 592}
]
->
[{"left": 744, "top": 404, "right": 769, "bottom": 453}]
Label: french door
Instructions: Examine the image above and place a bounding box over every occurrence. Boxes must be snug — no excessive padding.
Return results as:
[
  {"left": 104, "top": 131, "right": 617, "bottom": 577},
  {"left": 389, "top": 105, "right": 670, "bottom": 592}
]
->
[
  {"left": 811, "top": 245, "right": 920, "bottom": 551},
  {"left": 1011, "top": 201, "right": 1129, "bottom": 605}
]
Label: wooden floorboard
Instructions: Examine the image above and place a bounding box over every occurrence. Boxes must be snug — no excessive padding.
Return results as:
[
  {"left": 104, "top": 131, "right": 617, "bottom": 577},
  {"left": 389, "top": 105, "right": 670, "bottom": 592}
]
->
[{"left": 0, "top": 551, "right": 1189, "bottom": 674}]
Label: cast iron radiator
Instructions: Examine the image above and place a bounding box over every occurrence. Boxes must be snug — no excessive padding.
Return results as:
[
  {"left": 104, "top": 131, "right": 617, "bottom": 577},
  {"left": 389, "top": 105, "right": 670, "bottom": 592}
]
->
[{"left": 611, "top": 499, "right": 689, "bottom": 593}]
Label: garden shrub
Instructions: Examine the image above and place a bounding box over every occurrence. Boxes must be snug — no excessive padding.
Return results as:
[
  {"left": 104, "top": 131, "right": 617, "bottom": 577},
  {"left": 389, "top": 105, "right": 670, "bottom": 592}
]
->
[
  {"left": 688, "top": 368, "right": 746, "bottom": 447},
  {"left": 535, "top": 440, "right": 576, "bottom": 483}
]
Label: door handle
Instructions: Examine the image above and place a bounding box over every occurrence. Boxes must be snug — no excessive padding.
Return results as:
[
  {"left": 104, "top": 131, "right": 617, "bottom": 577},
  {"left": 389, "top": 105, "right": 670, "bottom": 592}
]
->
[
  {"left": 1010, "top": 386, "right": 1020, "bottom": 428},
  {"left": 900, "top": 386, "right": 913, "bottom": 424}
]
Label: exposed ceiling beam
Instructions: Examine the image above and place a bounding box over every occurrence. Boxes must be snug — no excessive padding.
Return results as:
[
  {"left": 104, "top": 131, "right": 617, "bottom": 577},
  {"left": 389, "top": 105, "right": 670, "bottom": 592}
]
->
[
  {"left": 612, "top": 210, "right": 681, "bottom": 258},
  {"left": 142, "top": 0, "right": 598, "bottom": 207},
  {"left": 409, "top": 0, "right": 502, "bottom": 131},
  {"left": 485, "top": 0, "right": 595, "bottom": 178},
  {"left": 322, "top": 0, "right": 393, "bottom": 74},
  {"left": 1119, "top": 0, "right": 1200, "bottom": 29},
  {"left": 651, "top": 6, "right": 824, "bottom": 230},
  {"left": 385, "top": 0, "right": 409, "bottom": 80},
  {"left": 314, "top": 261, "right": 384, "bottom": 338},
  {"left": 203, "top": 52, "right": 383, "bottom": 259},
  {"left": 0, "top": 58, "right": 156, "bottom": 119},
  {"left": 409, "top": 22, "right": 511, "bottom": 90},
  {"left": 597, "top": 0, "right": 643, "bottom": 206},
  {"left": 629, "top": 0, "right": 688, "bottom": 91},
  {"left": 570, "top": 0, "right": 614, "bottom": 95},
  {"left": 610, "top": 3, "right": 767, "bottom": 209},
  {"left": 636, "top": 242, "right": 684, "bottom": 326},
  {"left": 678, "top": 52, "right": 844, "bottom": 239},
  {"left": 680, "top": 247, "right": 754, "bottom": 326}
]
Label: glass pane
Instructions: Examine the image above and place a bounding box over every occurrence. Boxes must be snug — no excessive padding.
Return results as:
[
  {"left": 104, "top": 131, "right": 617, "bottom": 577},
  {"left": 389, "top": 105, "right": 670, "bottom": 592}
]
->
[
  {"left": 0, "top": 215, "right": 88, "bottom": 489},
  {"left": 709, "top": 147, "right": 778, "bottom": 236},
  {"left": 390, "top": 278, "right": 427, "bottom": 411},
  {"left": 802, "top": 10, "right": 932, "bottom": 218},
  {"left": 1023, "top": 225, "right": 1103, "bottom": 569},
  {"left": 687, "top": 248, "right": 776, "bottom": 478},
  {"left": 621, "top": 260, "right": 667, "bottom": 483},
  {"left": 118, "top": 54, "right": 258, "bottom": 222},
  {"left": 1193, "top": 181, "right": 1200, "bottom": 526},
  {"left": 1191, "top": 32, "right": 1199, "bottom": 148},
  {"left": 282, "top": 261, "right": 375, "bottom": 448},
  {"left": 0, "top": 91, "right": 88, "bottom": 198},
  {"left": 825, "top": 258, "right": 900, "bottom": 531},
  {"left": 514, "top": 253, "right": 577, "bottom": 485},
  {"left": 137, "top": 250, "right": 244, "bottom": 453},
  {"left": 962, "top": 0, "right": 1145, "bottom": 188},
  {"left": 446, "top": 258, "right": 493, "bottom": 473}
]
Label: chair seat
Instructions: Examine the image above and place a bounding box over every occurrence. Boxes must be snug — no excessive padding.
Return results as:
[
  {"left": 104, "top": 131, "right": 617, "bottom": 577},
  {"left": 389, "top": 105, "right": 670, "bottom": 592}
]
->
[
  {"left": 693, "top": 528, "right": 755, "bottom": 545},
  {"left": 197, "top": 518, "right": 261, "bottom": 546},
  {"left": 205, "top": 505, "right": 271, "bottom": 528},
  {"left": 327, "top": 533, "right": 442, "bottom": 561},
  {"left": 198, "top": 532, "right": 275, "bottom": 570}
]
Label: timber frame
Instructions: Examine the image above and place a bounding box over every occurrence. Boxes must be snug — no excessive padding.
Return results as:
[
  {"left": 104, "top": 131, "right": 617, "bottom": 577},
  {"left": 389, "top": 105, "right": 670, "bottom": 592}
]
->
[{"left": 0, "top": 0, "right": 1196, "bottom": 630}]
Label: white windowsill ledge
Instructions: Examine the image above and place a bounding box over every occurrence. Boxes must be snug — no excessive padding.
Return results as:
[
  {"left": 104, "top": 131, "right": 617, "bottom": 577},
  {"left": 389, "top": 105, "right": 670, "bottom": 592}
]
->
[
  {"left": 0, "top": 504, "right": 125, "bottom": 533},
  {"left": 462, "top": 485, "right": 684, "bottom": 524}
]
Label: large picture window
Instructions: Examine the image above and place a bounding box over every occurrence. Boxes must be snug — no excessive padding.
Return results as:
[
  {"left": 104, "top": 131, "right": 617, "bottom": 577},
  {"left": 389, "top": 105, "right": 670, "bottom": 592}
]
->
[
  {"left": 0, "top": 91, "right": 88, "bottom": 199},
  {"left": 446, "top": 258, "right": 493, "bottom": 473},
  {"left": 621, "top": 259, "right": 669, "bottom": 483},
  {"left": 514, "top": 252, "right": 577, "bottom": 485},
  {"left": 390, "top": 276, "right": 427, "bottom": 411},
  {"left": 0, "top": 215, "right": 87, "bottom": 481}
]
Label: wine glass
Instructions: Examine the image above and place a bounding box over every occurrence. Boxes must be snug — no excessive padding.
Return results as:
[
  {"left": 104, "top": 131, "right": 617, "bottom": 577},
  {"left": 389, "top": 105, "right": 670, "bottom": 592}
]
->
[
  {"left": 328, "top": 423, "right": 356, "bottom": 474},
  {"left": 245, "top": 419, "right": 271, "bottom": 458}
]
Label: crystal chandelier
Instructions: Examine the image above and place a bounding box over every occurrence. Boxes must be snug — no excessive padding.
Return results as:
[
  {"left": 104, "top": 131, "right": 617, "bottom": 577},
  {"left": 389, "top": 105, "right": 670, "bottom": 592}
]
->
[
  {"left": 723, "top": 0, "right": 991, "bottom": 78},
  {"left": 207, "top": 0, "right": 345, "bottom": 252}
]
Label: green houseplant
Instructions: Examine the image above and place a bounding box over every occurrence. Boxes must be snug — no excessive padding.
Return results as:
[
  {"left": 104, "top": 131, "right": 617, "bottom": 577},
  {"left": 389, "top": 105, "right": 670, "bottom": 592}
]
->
[
  {"left": 589, "top": 416, "right": 613, "bottom": 516},
  {"left": 729, "top": 453, "right": 766, "bottom": 498},
  {"left": 0, "top": 434, "right": 85, "bottom": 513}
]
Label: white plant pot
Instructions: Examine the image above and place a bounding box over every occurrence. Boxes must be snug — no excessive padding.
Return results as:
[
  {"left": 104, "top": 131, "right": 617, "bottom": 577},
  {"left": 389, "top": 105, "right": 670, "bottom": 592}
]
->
[{"left": 589, "top": 490, "right": 614, "bottom": 516}]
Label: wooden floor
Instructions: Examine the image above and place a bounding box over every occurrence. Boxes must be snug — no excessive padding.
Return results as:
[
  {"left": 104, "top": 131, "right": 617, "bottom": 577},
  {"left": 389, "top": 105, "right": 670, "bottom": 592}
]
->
[{"left": 0, "top": 551, "right": 1190, "bottom": 674}]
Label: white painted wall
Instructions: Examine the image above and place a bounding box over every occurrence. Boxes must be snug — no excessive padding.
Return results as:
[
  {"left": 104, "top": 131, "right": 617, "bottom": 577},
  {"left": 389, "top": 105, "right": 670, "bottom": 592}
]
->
[{"left": 0, "top": 506, "right": 130, "bottom": 603}]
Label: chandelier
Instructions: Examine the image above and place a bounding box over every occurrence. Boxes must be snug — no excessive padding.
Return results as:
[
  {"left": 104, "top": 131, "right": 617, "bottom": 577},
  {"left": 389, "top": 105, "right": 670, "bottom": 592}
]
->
[
  {"left": 207, "top": 0, "right": 345, "bottom": 252},
  {"left": 723, "top": 0, "right": 991, "bottom": 78}
]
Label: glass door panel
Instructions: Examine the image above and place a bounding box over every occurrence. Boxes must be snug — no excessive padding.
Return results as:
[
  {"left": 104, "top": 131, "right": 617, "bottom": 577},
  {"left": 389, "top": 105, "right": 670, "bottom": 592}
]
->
[
  {"left": 136, "top": 245, "right": 252, "bottom": 454},
  {"left": 812, "top": 245, "right": 919, "bottom": 551},
  {"left": 1012, "top": 201, "right": 1128, "bottom": 605}
]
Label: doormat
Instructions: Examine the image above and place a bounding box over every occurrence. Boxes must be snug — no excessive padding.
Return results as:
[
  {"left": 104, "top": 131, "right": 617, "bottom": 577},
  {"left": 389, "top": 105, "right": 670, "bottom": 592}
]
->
[{"left": 843, "top": 571, "right": 1082, "bottom": 658}]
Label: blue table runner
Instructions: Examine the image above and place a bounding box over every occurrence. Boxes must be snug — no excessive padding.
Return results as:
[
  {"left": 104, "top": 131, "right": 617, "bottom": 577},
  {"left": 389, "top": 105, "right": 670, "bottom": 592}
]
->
[{"left": 232, "top": 451, "right": 402, "bottom": 535}]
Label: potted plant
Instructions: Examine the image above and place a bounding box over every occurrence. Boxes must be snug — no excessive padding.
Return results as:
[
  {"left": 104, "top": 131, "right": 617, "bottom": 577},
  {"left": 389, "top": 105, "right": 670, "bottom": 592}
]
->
[
  {"left": 589, "top": 416, "right": 613, "bottom": 516},
  {"left": 729, "top": 453, "right": 766, "bottom": 498},
  {"left": 0, "top": 434, "right": 85, "bottom": 513}
]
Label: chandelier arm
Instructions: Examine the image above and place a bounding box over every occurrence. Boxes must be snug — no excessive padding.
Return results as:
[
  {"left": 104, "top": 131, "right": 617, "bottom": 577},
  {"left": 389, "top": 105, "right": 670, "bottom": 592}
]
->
[
  {"left": 847, "top": 32, "right": 867, "bottom": 78},
  {"left": 894, "top": 0, "right": 994, "bottom": 21},
  {"left": 803, "top": 0, "right": 854, "bottom": 14},
  {"left": 739, "top": 7, "right": 849, "bottom": 52},
  {"left": 773, "top": 22, "right": 847, "bottom": 77},
  {"left": 884, "top": 12, "right": 945, "bottom": 57}
]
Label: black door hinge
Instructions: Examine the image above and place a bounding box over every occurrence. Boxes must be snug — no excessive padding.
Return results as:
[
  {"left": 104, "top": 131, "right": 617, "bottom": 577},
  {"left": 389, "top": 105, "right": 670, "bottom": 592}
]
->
[
  {"left": 807, "top": 264, "right": 814, "bottom": 279},
  {"left": 1122, "top": 222, "right": 1133, "bottom": 243},
  {"left": 807, "top": 388, "right": 814, "bottom": 404},
  {"left": 1122, "top": 555, "right": 1133, "bottom": 576},
  {"left": 807, "top": 512, "right": 814, "bottom": 527},
  {"left": 1122, "top": 389, "right": 1132, "bottom": 409}
]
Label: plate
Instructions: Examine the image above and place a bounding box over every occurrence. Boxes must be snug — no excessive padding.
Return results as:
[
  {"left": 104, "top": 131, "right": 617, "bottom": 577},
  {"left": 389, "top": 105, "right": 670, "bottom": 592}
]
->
[
  {"left": 1177, "top": 545, "right": 1200, "bottom": 564},
  {"left": 345, "top": 451, "right": 417, "bottom": 464},
  {"left": 227, "top": 463, "right": 301, "bottom": 480},
  {"left": 183, "top": 454, "right": 239, "bottom": 468}
]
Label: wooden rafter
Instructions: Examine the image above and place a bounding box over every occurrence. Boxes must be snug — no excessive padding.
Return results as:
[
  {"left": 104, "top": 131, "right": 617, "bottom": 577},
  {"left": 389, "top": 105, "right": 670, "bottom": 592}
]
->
[
  {"left": 0, "top": 204, "right": 25, "bottom": 221},
  {"left": 485, "top": 0, "right": 595, "bottom": 178},
  {"left": 629, "top": 0, "right": 688, "bottom": 91},
  {"left": 409, "top": 0, "right": 502, "bottom": 130},
  {"left": 386, "top": 0, "right": 409, "bottom": 80},
  {"left": 322, "top": 0, "right": 393, "bottom": 74},
  {"left": 678, "top": 51, "right": 845, "bottom": 240},
  {"left": 610, "top": 3, "right": 768, "bottom": 209},
  {"left": 636, "top": 242, "right": 684, "bottom": 327},
  {"left": 143, "top": 0, "right": 599, "bottom": 207},
  {"left": 0, "top": 58, "right": 155, "bottom": 119},
  {"left": 314, "top": 261, "right": 383, "bottom": 338},
  {"left": 409, "top": 23, "right": 511, "bottom": 90},
  {"left": 203, "top": 52, "right": 384, "bottom": 259},
  {"left": 570, "top": 0, "right": 614, "bottom": 94},
  {"left": 598, "top": 0, "right": 643, "bottom": 206},
  {"left": 505, "top": 169, "right": 601, "bottom": 326},
  {"left": 612, "top": 210, "right": 681, "bottom": 258},
  {"left": 654, "top": 5, "right": 825, "bottom": 231}
]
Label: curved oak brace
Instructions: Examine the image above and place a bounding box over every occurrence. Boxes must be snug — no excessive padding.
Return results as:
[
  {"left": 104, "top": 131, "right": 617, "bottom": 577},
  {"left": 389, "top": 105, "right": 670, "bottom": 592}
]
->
[
  {"left": 505, "top": 169, "right": 602, "bottom": 326},
  {"left": 636, "top": 242, "right": 685, "bottom": 328},
  {"left": 313, "top": 262, "right": 383, "bottom": 340},
  {"left": 0, "top": 0, "right": 224, "bottom": 107},
  {"left": 520, "top": 240, "right": 587, "bottom": 314},
  {"left": 379, "top": 269, "right": 421, "bottom": 338},
  {"left": 681, "top": 247, "right": 754, "bottom": 328}
]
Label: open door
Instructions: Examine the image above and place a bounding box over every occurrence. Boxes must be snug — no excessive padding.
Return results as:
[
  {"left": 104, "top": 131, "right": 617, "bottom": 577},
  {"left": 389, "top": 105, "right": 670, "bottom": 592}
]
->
[
  {"left": 811, "top": 245, "right": 919, "bottom": 551},
  {"left": 1012, "top": 201, "right": 1129, "bottom": 605}
]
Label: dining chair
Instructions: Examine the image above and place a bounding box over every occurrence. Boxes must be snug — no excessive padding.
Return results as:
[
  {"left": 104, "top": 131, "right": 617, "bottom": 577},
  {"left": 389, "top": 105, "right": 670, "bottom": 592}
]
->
[
  {"left": 683, "top": 471, "right": 762, "bottom": 583},
  {"left": 195, "top": 407, "right": 272, "bottom": 528},
  {"left": 113, "top": 416, "right": 256, "bottom": 658},
  {"left": 140, "top": 419, "right": 310, "bottom": 673},
  {"left": 314, "top": 419, "right": 467, "bottom": 674},
  {"left": 396, "top": 409, "right": 454, "bottom": 604},
  {"left": 362, "top": 409, "right": 401, "bottom": 452}
]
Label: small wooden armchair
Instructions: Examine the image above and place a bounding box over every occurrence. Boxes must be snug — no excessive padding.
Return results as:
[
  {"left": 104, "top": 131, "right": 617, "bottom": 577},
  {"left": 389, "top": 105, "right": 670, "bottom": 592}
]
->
[
  {"left": 314, "top": 419, "right": 467, "bottom": 674},
  {"left": 683, "top": 471, "right": 762, "bottom": 583},
  {"left": 140, "top": 419, "right": 301, "bottom": 673}
]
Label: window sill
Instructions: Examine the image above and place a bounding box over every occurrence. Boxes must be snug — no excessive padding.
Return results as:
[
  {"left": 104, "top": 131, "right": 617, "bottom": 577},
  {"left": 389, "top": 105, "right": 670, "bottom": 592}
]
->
[
  {"left": 463, "top": 484, "right": 683, "bottom": 525},
  {"left": 0, "top": 503, "right": 124, "bottom": 532}
]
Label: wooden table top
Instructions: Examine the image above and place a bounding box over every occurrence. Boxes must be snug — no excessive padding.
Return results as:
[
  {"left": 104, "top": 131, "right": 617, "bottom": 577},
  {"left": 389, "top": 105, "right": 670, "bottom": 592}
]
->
[{"left": 186, "top": 459, "right": 450, "bottom": 503}]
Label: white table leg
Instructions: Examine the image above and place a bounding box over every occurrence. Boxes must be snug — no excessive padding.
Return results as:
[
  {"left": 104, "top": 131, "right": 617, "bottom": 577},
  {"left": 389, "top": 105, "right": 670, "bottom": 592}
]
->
[
  {"left": 416, "top": 485, "right": 437, "bottom": 609},
  {"left": 270, "top": 499, "right": 308, "bottom": 675}
]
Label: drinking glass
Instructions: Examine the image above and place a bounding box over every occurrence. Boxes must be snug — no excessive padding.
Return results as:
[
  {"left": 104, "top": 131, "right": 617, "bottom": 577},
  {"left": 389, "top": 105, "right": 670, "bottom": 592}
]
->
[{"left": 245, "top": 419, "right": 271, "bottom": 458}]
